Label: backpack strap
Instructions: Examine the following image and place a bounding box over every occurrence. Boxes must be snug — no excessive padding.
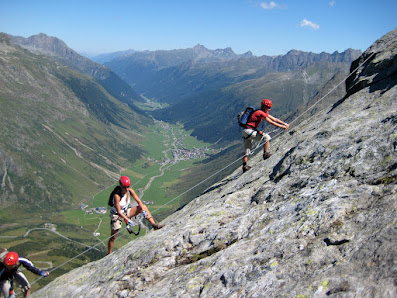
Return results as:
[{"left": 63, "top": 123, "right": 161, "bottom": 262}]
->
[
  {"left": 243, "top": 129, "right": 256, "bottom": 139},
  {"left": 244, "top": 124, "right": 257, "bottom": 130},
  {"left": 244, "top": 109, "right": 258, "bottom": 128},
  {"left": 243, "top": 109, "right": 259, "bottom": 139},
  {"left": 112, "top": 188, "right": 133, "bottom": 215}
]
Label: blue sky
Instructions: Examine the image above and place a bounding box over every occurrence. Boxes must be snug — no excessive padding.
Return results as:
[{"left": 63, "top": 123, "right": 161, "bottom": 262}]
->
[{"left": 1, "top": 0, "right": 396, "bottom": 56}]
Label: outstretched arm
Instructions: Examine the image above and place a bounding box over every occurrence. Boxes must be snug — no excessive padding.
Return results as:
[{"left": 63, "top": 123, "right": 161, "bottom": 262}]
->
[
  {"left": 266, "top": 115, "right": 289, "bottom": 129},
  {"left": 19, "top": 258, "right": 48, "bottom": 277}
]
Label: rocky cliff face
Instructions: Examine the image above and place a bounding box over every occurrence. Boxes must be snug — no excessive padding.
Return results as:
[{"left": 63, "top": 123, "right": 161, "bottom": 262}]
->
[{"left": 34, "top": 30, "right": 397, "bottom": 297}]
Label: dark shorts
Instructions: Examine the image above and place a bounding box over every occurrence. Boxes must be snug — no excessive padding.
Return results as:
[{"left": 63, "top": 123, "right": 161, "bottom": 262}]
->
[{"left": 0, "top": 271, "right": 30, "bottom": 295}]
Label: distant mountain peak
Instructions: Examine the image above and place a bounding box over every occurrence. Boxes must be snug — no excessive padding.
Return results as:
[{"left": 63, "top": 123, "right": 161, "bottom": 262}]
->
[
  {"left": 241, "top": 50, "right": 254, "bottom": 58},
  {"left": 286, "top": 49, "right": 302, "bottom": 55},
  {"left": 192, "top": 44, "right": 211, "bottom": 57},
  {"left": 213, "top": 47, "right": 236, "bottom": 58},
  {"left": 9, "top": 33, "right": 144, "bottom": 105},
  {"left": 11, "top": 33, "right": 75, "bottom": 58},
  {"left": 193, "top": 44, "right": 207, "bottom": 50},
  {"left": 191, "top": 44, "right": 250, "bottom": 60},
  {"left": 0, "top": 32, "right": 12, "bottom": 43}
]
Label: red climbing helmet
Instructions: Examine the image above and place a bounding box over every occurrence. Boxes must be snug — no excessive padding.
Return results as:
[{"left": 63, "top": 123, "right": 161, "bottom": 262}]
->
[
  {"left": 261, "top": 99, "right": 272, "bottom": 108},
  {"left": 4, "top": 252, "right": 19, "bottom": 266},
  {"left": 119, "top": 176, "right": 131, "bottom": 187}
]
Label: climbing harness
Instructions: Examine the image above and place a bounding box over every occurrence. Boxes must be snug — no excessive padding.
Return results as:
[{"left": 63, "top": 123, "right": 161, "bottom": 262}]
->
[
  {"left": 250, "top": 134, "right": 268, "bottom": 155},
  {"left": 126, "top": 221, "right": 141, "bottom": 236},
  {"left": 125, "top": 213, "right": 149, "bottom": 236}
]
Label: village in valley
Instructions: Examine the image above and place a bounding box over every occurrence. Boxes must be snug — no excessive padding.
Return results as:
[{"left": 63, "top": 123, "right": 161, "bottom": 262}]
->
[
  {"left": 76, "top": 121, "right": 225, "bottom": 237},
  {"left": 79, "top": 205, "right": 107, "bottom": 215},
  {"left": 171, "top": 146, "right": 221, "bottom": 162},
  {"left": 159, "top": 120, "right": 225, "bottom": 163}
]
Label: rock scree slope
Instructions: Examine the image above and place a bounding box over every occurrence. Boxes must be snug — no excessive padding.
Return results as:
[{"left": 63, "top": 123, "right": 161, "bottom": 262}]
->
[{"left": 33, "top": 29, "right": 397, "bottom": 297}]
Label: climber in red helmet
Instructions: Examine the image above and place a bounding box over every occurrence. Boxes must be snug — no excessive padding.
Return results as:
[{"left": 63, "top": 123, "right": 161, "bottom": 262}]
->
[
  {"left": 242, "top": 99, "right": 289, "bottom": 172},
  {"left": 107, "top": 176, "right": 165, "bottom": 254},
  {"left": 0, "top": 251, "right": 49, "bottom": 297}
]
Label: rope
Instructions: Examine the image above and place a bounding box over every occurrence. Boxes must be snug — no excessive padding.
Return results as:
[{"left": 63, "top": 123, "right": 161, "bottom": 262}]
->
[
  {"left": 24, "top": 224, "right": 133, "bottom": 294},
  {"left": 287, "top": 40, "right": 389, "bottom": 128},
  {"left": 245, "top": 37, "right": 393, "bottom": 152},
  {"left": 22, "top": 37, "right": 393, "bottom": 293},
  {"left": 152, "top": 36, "right": 395, "bottom": 213}
]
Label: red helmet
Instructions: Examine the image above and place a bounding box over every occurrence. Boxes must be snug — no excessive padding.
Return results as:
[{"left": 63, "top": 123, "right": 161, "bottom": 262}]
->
[
  {"left": 261, "top": 99, "right": 272, "bottom": 108},
  {"left": 4, "top": 252, "right": 19, "bottom": 266},
  {"left": 119, "top": 176, "right": 131, "bottom": 187}
]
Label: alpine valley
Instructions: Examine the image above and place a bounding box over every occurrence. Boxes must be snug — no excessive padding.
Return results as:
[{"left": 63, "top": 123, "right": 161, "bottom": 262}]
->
[
  {"left": 100, "top": 43, "right": 361, "bottom": 144},
  {"left": 2, "top": 28, "right": 395, "bottom": 297}
]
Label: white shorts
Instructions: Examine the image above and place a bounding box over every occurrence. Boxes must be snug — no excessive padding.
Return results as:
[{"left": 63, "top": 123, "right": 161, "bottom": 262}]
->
[
  {"left": 110, "top": 208, "right": 135, "bottom": 231},
  {"left": 242, "top": 129, "right": 271, "bottom": 155}
]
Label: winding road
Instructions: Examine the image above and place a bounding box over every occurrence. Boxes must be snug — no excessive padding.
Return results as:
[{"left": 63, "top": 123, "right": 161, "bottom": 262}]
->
[
  {"left": 23, "top": 228, "right": 101, "bottom": 251},
  {"left": 138, "top": 124, "right": 176, "bottom": 200}
]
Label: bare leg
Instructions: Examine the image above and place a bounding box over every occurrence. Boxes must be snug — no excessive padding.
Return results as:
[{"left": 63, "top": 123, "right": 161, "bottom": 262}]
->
[
  {"left": 242, "top": 153, "right": 248, "bottom": 165},
  {"left": 243, "top": 153, "right": 248, "bottom": 166},
  {"left": 263, "top": 141, "right": 269, "bottom": 153},
  {"left": 242, "top": 152, "right": 251, "bottom": 172},
  {"left": 108, "top": 229, "right": 118, "bottom": 254},
  {"left": 129, "top": 206, "right": 164, "bottom": 229},
  {"left": 142, "top": 207, "right": 156, "bottom": 226},
  {"left": 262, "top": 141, "right": 272, "bottom": 160}
]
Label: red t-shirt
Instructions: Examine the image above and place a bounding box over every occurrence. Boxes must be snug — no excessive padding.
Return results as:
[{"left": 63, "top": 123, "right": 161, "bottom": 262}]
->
[{"left": 246, "top": 110, "right": 268, "bottom": 129}]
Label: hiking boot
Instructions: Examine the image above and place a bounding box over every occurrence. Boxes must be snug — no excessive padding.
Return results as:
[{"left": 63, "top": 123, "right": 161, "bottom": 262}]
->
[
  {"left": 153, "top": 223, "right": 165, "bottom": 230},
  {"left": 263, "top": 152, "right": 272, "bottom": 160},
  {"left": 242, "top": 165, "right": 251, "bottom": 173}
]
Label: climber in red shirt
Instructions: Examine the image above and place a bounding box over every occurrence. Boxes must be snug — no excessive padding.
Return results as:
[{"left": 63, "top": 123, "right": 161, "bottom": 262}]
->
[{"left": 242, "top": 99, "right": 289, "bottom": 172}]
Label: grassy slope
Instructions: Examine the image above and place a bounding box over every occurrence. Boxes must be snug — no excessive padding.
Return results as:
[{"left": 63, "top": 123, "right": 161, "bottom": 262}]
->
[{"left": 0, "top": 39, "right": 146, "bottom": 215}]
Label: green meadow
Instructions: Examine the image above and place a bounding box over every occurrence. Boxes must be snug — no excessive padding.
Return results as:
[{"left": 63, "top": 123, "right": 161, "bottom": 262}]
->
[{"left": 0, "top": 121, "right": 217, "bottom": 294}]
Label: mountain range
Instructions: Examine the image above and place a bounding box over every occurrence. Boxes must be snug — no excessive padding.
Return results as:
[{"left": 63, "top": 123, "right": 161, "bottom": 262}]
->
[
  {"left": 100, "top": 44, "right": 361, "bottom": 144},
  {"left": 0, "top": 33, "right": 147, "bottom": 215},
  {"left": 0, "top": 30, "right": 373, "bottom": 292},
  {"left": 101, "top": 44, "right": 360, "bottom": 105},
  {"left": 33, "top": 28, "right": 397, "bottom": 297}
]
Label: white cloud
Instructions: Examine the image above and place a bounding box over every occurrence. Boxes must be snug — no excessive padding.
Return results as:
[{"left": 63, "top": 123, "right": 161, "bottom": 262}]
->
[
  {"left": 260, "top": 1, "right": 279, "bottom": 10},
  {"left": 300, "top": 19, "right": 320, "bottom": 30},
  {"left": 329, "top": 1, "right": 336, "bottom": 7}
]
